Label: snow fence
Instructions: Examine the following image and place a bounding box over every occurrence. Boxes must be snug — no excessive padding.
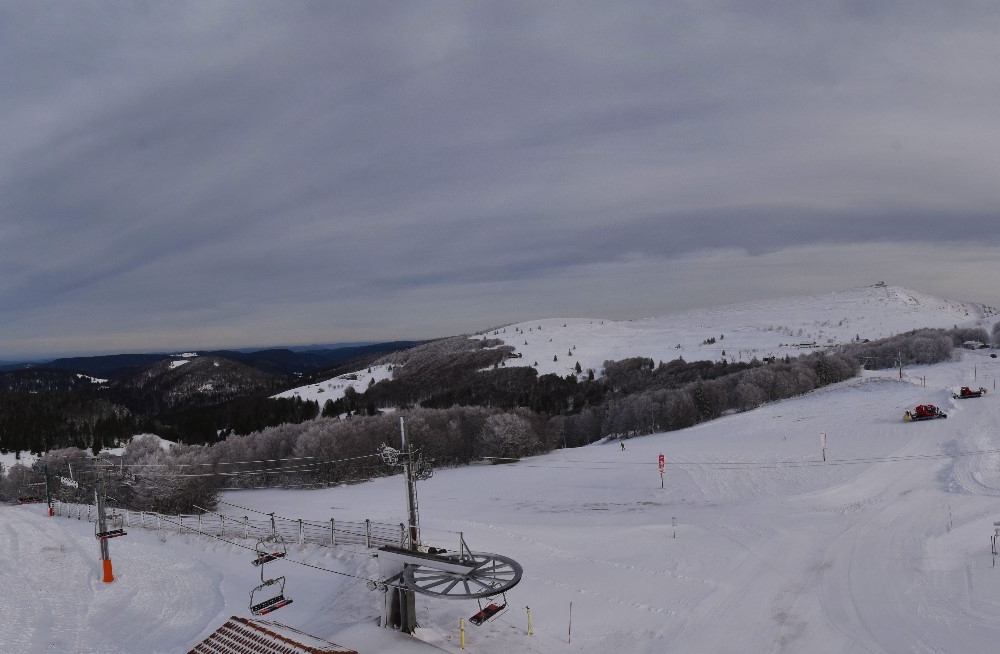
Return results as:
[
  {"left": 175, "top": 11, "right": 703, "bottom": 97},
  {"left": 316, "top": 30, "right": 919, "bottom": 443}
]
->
[{"left": 51, "top": 500, "right": 409, "bottom": 550}]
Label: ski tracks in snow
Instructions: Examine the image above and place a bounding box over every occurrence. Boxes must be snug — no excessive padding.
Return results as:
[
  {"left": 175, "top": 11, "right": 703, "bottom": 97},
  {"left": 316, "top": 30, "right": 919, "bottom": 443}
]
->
[
  {"left": 0, "top": 506, "right": 224, "bottom": 653},
  {"left": 0, "top": 508, "right": 101, "bottom": 652},
  {"left": 814, "top": 406, "right": 1000, "bottom": 653}
]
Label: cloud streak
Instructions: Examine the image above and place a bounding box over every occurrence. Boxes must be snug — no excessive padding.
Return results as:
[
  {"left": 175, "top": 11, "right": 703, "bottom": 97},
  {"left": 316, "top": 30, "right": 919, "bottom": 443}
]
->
[{"left": 2, "top": 2, "right": 1000, "bottom": 359}]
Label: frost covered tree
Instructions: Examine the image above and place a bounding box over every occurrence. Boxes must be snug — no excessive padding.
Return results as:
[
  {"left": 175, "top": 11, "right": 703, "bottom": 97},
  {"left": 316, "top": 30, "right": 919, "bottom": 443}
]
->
[
  {"left": 120, "top": 435, "right": 223, "bottom": 513},
  {"left": 734, "top": 382, "right": 764, "bottom": 412},
  {"left": 478, "top": 412, "right": 534, "bottom": 462}
]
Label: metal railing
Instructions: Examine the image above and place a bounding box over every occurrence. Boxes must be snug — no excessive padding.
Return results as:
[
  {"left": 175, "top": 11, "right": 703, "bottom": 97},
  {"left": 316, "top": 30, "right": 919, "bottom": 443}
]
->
[{"left": 51, "top": 500, "right": 409, "bottom": 550}]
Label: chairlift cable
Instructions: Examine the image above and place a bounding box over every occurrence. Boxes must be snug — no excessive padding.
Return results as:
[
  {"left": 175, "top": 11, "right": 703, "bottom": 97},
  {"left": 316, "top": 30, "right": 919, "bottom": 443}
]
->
[
  {"left": 192, "top": 506, "right": 386, "bottom": 561},
  {"left": 114, "top": 452, "right": 383, "bottom": 477},
  {"left": 217, "top": 473, "right": 382, "bottom": 491},
  {"left": 152, "top": 514, "right": 377, "bottom": 582},
  {"left": 511, "top": 446, "right": 1000, "bottom": 470},
  {"left": 52, "top": 438, "right": 1000, "bottom": 485}
]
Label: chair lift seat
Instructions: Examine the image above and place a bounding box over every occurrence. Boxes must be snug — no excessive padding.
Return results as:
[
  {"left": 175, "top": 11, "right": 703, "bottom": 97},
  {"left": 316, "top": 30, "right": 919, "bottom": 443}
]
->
[
  {"left": 249, "top": 576, "right": 293, "bottom": 616},
  {"left": 470, "top": 602, "right": 506, "bottom": 626},
  {"left": 251, "top": 594, "right": 293, "bottom": 615},
  {"left": 252, "top": 551, "right": 286, "bottom": 566}
]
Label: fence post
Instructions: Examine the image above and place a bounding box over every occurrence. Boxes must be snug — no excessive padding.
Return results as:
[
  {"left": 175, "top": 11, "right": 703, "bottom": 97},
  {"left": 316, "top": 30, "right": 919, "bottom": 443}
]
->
[
  {"left": 299, "top": 519, "right": 304, "bottom": 546},
  {"left": 400, "top": 523, "right": 406, "bottom": 548},
  {"left": 330, "top": 518, "right": 336, "bottom": 547},
  {"left": 244, "top": 516, "right": 249, "bottom": 540},
  {"left": 365, "top": 519, "right": 372, "bottom": 548},
  {"left": 221, "top": 515, "right": 226, "bottom": 537}
]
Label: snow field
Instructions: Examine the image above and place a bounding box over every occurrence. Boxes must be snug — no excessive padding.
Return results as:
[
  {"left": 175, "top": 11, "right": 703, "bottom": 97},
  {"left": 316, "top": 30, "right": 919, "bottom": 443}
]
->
[{"left": 5, "top": 352, "right": 1000, "bottom": 653}]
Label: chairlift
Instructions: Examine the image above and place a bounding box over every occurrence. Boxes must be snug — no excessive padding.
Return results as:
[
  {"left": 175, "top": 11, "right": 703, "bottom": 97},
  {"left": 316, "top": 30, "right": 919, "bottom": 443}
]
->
[
  {"left": 469, "top": 593, "right": 508, "bottom": 626},
  {"left": 252, "top": 535, "right": 287, "bottom": 567},
  {"left": 249, "top": 576, "right": 293, "bottom": 616},
  {"left": 95, "top": 513, "right": 127, "bottom": 540}
]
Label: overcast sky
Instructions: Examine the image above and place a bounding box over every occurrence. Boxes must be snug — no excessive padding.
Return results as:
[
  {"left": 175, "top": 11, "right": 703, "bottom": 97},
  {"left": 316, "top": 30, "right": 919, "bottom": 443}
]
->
[{"left": 3, "top": 1, "right": 1000, "bottom": 360}]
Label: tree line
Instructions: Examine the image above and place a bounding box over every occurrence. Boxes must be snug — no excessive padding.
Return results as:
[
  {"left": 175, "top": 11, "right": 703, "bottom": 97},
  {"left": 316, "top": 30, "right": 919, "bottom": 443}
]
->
[{"left": 0, "top": 390, "right": 321, "bottom": 456}]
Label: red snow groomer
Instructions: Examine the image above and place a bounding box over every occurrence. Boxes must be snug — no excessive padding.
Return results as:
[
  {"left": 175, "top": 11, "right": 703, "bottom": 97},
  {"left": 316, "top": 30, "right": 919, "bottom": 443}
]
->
[
  {"left": 952, "top": 386, "right": 988, "bottom": 399},
  {"left": 904, "top": 404, "right": 947, "bottom": 421}
]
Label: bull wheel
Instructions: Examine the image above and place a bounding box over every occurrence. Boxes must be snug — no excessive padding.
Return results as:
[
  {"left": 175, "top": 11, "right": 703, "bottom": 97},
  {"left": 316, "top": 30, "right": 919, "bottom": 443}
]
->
[{"left": 402, "top": 552, "right": 523, "bottom": 599}]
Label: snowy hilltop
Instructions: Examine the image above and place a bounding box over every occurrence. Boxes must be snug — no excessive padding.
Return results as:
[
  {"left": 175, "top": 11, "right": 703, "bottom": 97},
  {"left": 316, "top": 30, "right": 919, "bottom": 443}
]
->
[
  {"left": 277, "top": 284, "right": 997, "bottom": 405},
  {"left": 474, "top": 283, "right": 997, "bottom": 377},
  {"left": 4, "top": 284, "right": 1000, "bottom": 653}
]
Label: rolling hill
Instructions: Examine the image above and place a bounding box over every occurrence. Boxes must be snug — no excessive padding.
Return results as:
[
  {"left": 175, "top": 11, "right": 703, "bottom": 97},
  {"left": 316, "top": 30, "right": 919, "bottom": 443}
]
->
[{"left": 278, "top": 283, "right": 999, "bottom": 405}]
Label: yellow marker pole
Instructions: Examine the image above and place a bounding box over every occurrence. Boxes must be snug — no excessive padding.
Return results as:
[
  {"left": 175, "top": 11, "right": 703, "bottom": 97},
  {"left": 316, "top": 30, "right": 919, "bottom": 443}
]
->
[
  {"left": 526, "top": 606, "right": 533, "bottom": 636},
  {"left": 460, "top": 617, "right": 465, "bottom": 649}
]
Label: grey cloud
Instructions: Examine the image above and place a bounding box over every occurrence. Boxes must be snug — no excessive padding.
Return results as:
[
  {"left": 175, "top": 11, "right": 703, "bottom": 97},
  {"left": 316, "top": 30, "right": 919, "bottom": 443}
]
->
[{"left": 3, "top": 2, "right": 1000, "bottom": 358}]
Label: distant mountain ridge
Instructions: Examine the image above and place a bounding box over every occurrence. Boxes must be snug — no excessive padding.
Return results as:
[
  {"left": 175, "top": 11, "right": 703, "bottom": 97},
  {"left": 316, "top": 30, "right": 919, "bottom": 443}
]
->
[{"left": 0, "top": 341, "right": 425, "bottom": 377}]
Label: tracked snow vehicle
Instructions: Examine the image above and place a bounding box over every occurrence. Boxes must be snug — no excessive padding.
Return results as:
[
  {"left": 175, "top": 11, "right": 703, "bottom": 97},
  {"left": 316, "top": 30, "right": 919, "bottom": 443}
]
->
[
  {"left": 953, "top": 386, "right": 988, "bottom": 399},
  {"left": 904, "top": 404, "right": 947, "bottom": 421}
]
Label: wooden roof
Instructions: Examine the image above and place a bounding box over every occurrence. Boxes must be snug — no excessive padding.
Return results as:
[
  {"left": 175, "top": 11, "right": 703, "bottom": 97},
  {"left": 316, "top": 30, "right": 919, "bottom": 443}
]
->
[{"left": 189, "top": 616, "right": 357, "bottom": 654}]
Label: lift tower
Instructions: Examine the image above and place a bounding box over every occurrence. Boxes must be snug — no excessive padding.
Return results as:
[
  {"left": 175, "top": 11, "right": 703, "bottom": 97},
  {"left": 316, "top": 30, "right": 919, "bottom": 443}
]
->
[{"left": 378, "top": 417, "right": 419, "bottom": 632}]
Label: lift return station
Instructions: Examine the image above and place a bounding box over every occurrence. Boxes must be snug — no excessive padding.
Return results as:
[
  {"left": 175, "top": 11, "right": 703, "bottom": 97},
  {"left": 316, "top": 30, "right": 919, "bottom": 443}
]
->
[{"left": 374, "top": 417, "right": 523, "bottom": 632}]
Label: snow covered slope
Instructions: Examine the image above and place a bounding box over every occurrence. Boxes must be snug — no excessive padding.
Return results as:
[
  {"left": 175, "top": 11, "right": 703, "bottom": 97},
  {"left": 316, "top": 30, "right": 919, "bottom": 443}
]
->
[
  {"left": 477, "top": 284, "right": 998, "bottom": 379},
  {"left": 277, "top": 284, "right": 997, "bottom": 405},
  {"left": 7, "top": 349, "right": 1000, "bottom": 653}
]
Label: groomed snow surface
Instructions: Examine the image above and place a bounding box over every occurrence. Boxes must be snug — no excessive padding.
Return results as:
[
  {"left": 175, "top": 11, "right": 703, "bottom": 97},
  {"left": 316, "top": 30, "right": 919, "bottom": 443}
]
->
[{"left": 4, "top": 349, "right": 1000, "bottom": 653}]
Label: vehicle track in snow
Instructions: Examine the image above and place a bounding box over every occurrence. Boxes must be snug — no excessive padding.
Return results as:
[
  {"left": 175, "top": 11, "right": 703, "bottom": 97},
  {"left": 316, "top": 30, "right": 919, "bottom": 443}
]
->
[{"left": 815, "top": 402, "right": 1000, "bottom": 653}]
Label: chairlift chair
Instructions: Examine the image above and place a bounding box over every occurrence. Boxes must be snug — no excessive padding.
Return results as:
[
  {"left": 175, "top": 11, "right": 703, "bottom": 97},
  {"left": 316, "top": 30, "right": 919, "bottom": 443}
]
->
[
  {"left": 95, "top": 513, "right": 127, "bottom": 540},
  {"left": 249, "top": 576, "right": 293, "bottom": 616},
  {"left": 252, "top": 535, "right": 287, "bottom": 567},
  {"left": 470, "top": 593, "right": 508, "bottom": 626}
]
